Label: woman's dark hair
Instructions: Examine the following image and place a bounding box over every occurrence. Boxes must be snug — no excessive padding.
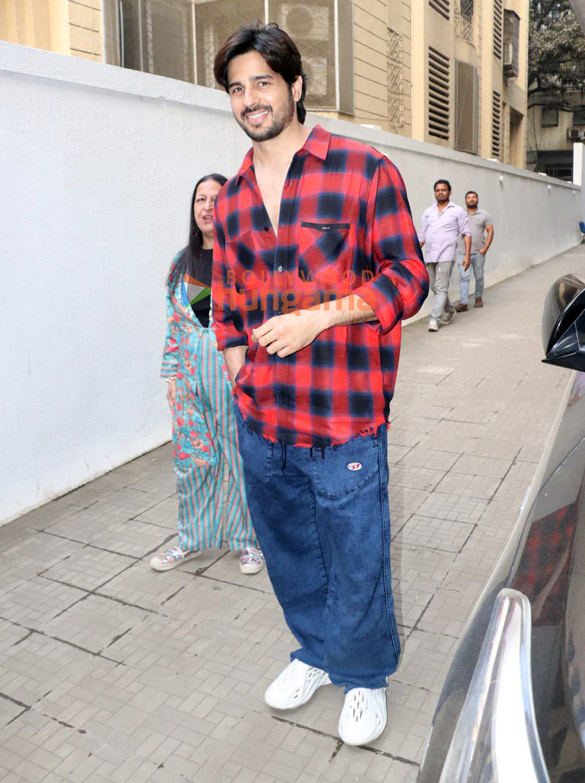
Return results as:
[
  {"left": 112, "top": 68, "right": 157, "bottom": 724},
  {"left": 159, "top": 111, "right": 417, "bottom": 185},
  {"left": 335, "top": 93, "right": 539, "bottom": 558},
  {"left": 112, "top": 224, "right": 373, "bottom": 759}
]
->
[
  {"left": 213, "top": 22, "right": 307, "bottom": 124},
  {"left": 433, "top": 179, "right": 452, "bottom": 191},
  {"left": 168, "top": 173, "right": 227, "bottom": 290}
]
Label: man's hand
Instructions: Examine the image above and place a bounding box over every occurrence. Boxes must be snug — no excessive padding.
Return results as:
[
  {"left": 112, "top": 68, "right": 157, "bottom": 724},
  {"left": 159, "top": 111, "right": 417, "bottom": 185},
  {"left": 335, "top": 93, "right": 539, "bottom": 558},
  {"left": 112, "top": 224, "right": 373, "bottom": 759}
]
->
[
  {"left": 462, "top": 255, "right": 471, "bottom": 271},
  {"left": 479, "top": 248, "right": 487, "bottom": 255},
  {"left": 252, "top": 310, "right": 327, "bottom": 358},
  {"left": 166, "top": 379, "right": 176, "bottom": 410},
  {"left": 223, "top": 345, "right": 248, "bottom": 385}
]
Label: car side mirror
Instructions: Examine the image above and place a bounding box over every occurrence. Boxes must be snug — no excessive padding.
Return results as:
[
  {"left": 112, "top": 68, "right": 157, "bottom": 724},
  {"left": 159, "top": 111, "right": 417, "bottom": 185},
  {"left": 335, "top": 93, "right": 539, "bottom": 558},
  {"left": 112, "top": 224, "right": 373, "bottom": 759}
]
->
[{"left": 542, "top": 274, "right": 585, "bottom": 371}]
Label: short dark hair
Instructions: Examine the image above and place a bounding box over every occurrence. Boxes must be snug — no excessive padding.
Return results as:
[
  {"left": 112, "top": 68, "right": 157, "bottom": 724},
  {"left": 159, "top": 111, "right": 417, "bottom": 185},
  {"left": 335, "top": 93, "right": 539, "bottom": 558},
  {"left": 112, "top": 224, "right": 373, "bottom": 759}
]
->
[
  {"left": 434, "top": 179, "right": 452, "bottom": 191},
  {"left": 465, "top": 190, "right": 478, "bottom": 199},
  {"left": 213, "top": 22, "right": 307, "bottom": 124}
]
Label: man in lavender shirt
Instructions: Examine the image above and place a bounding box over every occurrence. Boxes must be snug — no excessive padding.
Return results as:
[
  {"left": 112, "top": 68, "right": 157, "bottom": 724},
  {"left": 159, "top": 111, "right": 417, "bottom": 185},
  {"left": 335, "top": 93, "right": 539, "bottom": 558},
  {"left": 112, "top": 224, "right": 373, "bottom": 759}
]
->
[{"left": 419, "top": 180, "right": 471, "bottom": 332}]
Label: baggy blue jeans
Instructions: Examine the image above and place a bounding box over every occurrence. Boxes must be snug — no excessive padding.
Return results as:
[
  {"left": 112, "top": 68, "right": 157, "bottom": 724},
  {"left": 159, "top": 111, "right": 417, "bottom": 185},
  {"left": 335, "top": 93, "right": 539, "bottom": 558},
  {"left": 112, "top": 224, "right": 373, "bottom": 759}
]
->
[{"left": 235, "top": 409, "right": 401, "bottom": 691}]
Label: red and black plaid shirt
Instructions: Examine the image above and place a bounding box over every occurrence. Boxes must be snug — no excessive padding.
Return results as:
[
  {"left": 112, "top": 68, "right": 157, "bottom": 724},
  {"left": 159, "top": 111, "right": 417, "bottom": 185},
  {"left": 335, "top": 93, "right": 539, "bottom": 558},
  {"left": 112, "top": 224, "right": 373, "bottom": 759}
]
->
[{"left": 212, "top": 125, "right": 428, "bottom": 447}]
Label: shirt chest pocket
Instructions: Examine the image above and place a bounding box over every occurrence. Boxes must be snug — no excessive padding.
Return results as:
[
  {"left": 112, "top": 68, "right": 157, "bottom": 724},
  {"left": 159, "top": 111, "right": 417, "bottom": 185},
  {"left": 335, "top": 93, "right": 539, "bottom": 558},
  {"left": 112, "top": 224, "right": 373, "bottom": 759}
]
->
[{"left": 297, "top": 222, "right": 351, "bottom": 286}]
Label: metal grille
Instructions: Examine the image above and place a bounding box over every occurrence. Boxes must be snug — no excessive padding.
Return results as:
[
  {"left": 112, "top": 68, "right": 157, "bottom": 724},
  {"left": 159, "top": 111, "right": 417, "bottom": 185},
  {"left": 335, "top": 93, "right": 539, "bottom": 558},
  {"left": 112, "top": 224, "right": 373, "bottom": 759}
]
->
[
  {"left": 493, "top": 0, "right": 503, "bottom": 58},
  {"left": 387, "top": 28, "right": 403, "bottom": 129},
  {"left": 428, "top": 46, "right": 450, "bottom": 140},
  {"left": 195, "top": 0, "right": 347, "bottom": 111},
  {"left": 119, "top": 0, "right": 194, "bottom": 82},
  {"left": 145, "top": 0, "right": 193, "bottom": 79},
  {"left": 454, "top": 59, "right": 478, "bottom": 153},
  {"left": 492, "top": 90, "right": 501, "bottom": 157},
  {"left": 195, "top": 0, "right": 264, "bottom": 89},
  {"left": 455, "top": 0, "right": 473, "bottom": 42},
  {"left": 429, "top": 0, "right": 450, "bottom": 21},
  {"left": 270, "top": 0, "right": 336, "bottom": 108},
  {"left": 503, "top": 9, "right": 520, "bottom": 78}
]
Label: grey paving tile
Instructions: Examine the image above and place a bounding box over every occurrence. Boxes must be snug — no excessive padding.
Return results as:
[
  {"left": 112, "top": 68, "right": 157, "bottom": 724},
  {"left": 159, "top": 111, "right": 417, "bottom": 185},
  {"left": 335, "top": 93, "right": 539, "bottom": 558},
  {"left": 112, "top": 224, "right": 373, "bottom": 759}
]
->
[
  {"left": 450, "top": 453, "right": 512, "bottom": 478},
  {"left": 96, "top": 562, "right": 196, "bottom": 611},
  {"left": 42, "top": 594, "right": 151, "bottom": 655},
  {"left": 0, "top": 630, "right": 115, "bottom": 707},
  {"left": 40, "top": 547, "right": 135, "bottom": 592},
  {"left": 397, "top": 446, "right": 460, "bottom": 470},
  {"left": 44, "top": 512, "right": 172, "bottom": 558},
  {"left": 200, "top": 548, "right": 273, "bottom": 593},
  {"left": 0, "top": 533, "right": 86, "bottom": 593},
  {"left": 392, "top": 543, "right": 456, "bottom": 629},
  {"left": 0, "top": 577, "right": 86, "bottom": 631},
  {"left": 390, "top": 464, "right": 446, "bottom": 493},
  {"left": 397, "top": 514, "right": 474, "bottom": 554}
]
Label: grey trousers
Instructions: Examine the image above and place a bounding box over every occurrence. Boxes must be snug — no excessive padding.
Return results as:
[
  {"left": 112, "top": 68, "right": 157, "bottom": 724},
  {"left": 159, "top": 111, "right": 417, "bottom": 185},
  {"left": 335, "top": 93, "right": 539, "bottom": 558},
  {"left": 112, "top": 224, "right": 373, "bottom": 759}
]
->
[{"left": 426, "top": 261, "right": 455, "bottom": 320}]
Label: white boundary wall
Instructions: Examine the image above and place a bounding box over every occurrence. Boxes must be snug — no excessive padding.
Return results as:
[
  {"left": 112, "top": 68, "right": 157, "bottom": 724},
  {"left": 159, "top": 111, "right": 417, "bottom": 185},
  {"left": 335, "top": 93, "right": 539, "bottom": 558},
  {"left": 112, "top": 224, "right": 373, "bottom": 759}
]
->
[{"left": 1, "top": 42, "right": 583, "bottom": 524}]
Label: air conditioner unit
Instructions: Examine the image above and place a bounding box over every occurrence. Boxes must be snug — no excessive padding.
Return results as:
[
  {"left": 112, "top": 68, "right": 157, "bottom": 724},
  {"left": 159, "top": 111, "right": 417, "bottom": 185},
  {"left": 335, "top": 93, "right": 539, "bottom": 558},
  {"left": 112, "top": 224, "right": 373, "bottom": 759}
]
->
[
  {"left": 278, "top": 4, "right": 330, "bottom": 41},
  {"left": 568, "top": 127, "right": 581, "bottom": 141}
]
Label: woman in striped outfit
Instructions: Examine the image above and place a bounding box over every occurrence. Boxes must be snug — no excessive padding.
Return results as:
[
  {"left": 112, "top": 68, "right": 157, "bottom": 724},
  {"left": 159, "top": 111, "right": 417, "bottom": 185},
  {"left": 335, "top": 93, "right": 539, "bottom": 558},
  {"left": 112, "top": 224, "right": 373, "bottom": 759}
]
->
[{"left": 151, "top": 174, "right": 264, "bottom": 575}]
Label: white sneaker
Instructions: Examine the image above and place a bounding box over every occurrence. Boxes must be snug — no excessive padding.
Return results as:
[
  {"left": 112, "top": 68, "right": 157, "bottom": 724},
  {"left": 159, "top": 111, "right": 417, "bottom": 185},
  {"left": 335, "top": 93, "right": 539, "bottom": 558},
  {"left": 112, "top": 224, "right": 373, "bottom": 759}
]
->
[
  {"left": 428, "top": 318, "right": 439, "bottom": 332},
  {"left": 265, "top": 659, "right": 331, "bottom": 710},
  {"left": 338, "top": 687, "right": 387, "bottom": 746}
]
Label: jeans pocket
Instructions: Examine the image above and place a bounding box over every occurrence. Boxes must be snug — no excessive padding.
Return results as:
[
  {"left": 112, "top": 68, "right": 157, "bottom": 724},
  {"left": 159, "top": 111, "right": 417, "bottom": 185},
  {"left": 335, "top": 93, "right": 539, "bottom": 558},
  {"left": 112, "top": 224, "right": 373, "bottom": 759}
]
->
[{"left": 311, "top": 435, "right": 379, "bottom": 500}]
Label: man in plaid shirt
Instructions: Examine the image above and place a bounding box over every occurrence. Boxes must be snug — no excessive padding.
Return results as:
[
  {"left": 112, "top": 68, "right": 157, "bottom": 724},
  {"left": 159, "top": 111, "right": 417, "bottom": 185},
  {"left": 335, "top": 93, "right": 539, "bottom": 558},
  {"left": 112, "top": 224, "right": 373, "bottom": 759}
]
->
[{"left": 212, "top": 22, "right": 428, "bottom": 745}]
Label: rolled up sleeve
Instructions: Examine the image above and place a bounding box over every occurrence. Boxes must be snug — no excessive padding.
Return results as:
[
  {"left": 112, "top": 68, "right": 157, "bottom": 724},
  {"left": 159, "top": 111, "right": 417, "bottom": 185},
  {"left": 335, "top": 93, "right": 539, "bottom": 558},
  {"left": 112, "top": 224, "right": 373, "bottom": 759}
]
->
[{"left": 353, "top": 159, "right": 429, "bottom": 334}]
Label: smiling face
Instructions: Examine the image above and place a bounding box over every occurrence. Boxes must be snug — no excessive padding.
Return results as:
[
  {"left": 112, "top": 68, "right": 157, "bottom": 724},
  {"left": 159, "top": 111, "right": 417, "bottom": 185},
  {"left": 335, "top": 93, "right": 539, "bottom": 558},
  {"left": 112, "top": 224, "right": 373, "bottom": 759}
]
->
[
  {"left": 194, "top": 179, "right": 223, "bottom": 248},
  {"left": 434, "top": 183, "right": 451, "bottom": 204},
  {"left": 226, "top": 50, "right": 300, "bottom": 142}
]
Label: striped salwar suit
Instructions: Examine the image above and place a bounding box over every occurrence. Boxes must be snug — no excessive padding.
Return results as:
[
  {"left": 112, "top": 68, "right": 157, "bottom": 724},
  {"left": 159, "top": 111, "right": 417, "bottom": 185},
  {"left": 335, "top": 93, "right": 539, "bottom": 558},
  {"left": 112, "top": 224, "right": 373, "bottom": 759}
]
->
[{"left": 161, "top": 257, "right": 257, "bottom": 553}]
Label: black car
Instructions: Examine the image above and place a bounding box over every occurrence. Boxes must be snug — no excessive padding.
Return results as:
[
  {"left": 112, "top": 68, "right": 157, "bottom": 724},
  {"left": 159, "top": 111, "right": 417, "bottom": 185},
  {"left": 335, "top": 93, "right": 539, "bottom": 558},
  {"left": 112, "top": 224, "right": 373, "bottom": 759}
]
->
[{"left": 418, "top": 275, "right": 585, "bottom": 783}]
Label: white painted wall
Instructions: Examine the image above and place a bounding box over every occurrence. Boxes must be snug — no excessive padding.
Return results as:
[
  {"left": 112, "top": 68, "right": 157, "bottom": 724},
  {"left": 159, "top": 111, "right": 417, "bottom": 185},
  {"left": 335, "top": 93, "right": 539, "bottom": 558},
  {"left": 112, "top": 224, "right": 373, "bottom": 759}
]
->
[{"left": 0, "top": 41, "right": 582, "bottom": 525}]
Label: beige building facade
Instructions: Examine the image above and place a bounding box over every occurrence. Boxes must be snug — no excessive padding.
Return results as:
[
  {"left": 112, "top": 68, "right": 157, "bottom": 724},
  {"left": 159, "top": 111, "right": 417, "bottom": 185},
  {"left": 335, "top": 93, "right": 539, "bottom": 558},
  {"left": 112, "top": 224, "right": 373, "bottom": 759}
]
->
[{"left": 0, "top": 0, "right": 528, "bottom": 167}]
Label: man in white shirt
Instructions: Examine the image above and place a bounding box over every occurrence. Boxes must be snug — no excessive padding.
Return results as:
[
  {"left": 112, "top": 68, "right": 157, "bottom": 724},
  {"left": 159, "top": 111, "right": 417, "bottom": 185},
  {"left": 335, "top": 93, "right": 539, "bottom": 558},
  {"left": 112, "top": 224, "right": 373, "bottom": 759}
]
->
[
  {"left": 455, "top": 191, "right": 494, "bottom": 310},
  {"left": 419, "top": 180, "right": 471, "bottom": 332}
]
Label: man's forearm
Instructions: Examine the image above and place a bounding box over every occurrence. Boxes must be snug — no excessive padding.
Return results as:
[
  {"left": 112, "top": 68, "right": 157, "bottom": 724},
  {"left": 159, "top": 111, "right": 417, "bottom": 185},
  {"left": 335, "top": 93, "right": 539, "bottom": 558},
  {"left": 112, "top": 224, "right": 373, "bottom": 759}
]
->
[
  {"left": 223, "top": 345, "right": 247, "bottom": 385},
  {"left": 309, "top": 293, "right": 376, "bottom": 329}
]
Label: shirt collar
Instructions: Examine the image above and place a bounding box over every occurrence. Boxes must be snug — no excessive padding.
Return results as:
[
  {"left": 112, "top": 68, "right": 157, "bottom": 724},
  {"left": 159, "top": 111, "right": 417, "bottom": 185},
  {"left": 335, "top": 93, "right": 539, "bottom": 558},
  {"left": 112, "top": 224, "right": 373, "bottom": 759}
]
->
[
  {"left": 434, "top": 200, "right": 454, "bottom": 212},
  {"left": 235, "top": 124, "right": 331, "bottom": 184}
]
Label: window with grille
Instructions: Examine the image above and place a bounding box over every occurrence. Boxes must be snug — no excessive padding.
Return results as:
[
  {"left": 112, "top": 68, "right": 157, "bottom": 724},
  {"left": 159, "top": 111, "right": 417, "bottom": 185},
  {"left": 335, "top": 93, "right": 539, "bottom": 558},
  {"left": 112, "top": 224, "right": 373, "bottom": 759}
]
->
[
  {"left": 387, "top": 28, "right": 403, "bottom": 129},
  {"left": 104, "top": 0, "right": 353, "bottom": 113},
  {"left": 454, "top": 60, "right": 478, "bottom": 153},
  {"left": 503, "top": 9, "right": 520, "bottom": 78},
  {"left": 198, "top": 0, "right": 354, "bottom": 111},
  {"left": 574, "top": 107, "right": 585, "bottom": 125},
  {"left": 111, "top": 0, "right": 195, "bottom": 82},
  {"left": 456, "top": 0, "right": 473, "bottom": 41},
  {"left": 428, "top": 47, "right": 450, "bottom": 140},
  {"left": 493, "top": 0, "right": 503, "bottom": 58},
  {"left": 429, "top": 0, "right": 450, "bottom": 20},
  {"left": 492, "top": 90, "right": 501, "bottom": 158},
  {"left": 195, "top": 0, "right": 264, "bottom": 90}
]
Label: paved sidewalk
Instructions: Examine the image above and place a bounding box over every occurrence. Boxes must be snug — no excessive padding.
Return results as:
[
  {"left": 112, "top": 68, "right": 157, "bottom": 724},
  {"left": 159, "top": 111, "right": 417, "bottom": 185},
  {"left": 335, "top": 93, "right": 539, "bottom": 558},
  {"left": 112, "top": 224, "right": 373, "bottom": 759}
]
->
[{"left": 2, "top": 245, "right": 585, "bottom": 783}]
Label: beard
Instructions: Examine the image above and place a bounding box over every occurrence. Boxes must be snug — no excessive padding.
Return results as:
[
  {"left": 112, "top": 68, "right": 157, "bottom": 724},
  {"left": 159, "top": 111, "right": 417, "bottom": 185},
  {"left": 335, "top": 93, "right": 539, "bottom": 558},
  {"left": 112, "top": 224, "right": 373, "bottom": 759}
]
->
[{"left": 237, "top": 89, "right": 296, "bottom": 142}]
